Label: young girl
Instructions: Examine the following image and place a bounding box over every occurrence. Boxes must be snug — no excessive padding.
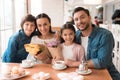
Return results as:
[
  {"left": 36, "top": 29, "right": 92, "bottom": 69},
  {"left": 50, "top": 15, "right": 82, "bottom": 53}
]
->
[
  {"left": 60, "top": 23, "right": 85, "bottom": 67},
  {"left": 2, "top": 14, "right": 37, "bottom": 63}
]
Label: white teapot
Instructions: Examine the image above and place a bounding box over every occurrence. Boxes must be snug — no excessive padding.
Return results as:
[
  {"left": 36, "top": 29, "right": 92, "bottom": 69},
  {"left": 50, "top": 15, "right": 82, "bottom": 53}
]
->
[{"left": 79, "top": 61, "right": 88, "bottom": 72}]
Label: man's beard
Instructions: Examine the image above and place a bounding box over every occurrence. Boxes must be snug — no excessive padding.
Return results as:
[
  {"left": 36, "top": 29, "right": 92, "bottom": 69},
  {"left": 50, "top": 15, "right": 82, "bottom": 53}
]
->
[{"left": 79, "top": 23, "right": 89, "bottom": 31}]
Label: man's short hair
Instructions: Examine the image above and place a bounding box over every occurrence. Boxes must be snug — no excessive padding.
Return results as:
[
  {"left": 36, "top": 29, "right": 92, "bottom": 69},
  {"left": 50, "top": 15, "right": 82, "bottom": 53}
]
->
[{"left": 72, "top": 7, "right": 90, "bottom": 17}]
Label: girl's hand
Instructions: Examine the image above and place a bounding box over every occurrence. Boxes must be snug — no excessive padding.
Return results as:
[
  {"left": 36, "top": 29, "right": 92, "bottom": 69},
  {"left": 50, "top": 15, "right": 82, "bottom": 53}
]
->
[{"left": 65, "top": 59, "right": 79, "bottom": 67}]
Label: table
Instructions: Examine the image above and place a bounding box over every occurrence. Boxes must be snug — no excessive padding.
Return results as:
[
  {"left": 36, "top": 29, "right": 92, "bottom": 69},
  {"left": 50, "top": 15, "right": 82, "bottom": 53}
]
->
[{"left": 0, "top": 63, "right": 112, "bottom": 80}]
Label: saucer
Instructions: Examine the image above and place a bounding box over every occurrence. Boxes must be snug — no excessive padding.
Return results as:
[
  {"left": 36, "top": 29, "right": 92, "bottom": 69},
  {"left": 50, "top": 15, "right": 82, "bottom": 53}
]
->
[
  {"left": 75, "top": 69, "right": 92, "bottom": 75},
  {"left": 52, "top": 65, "right": 67, "bottom": 70},
  {"left": 20, "top": 63, "right": 34, "bottom": 68}
]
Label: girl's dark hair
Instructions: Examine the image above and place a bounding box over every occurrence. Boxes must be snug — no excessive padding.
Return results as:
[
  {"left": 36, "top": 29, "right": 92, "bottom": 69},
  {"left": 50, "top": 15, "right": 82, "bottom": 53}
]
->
[
  {"left": 20, "top": 14, "right": 36, "bottom": 29},
  {"left": 60, "top": 23, "right": 76, "bottom": 43},
  {"left": 36, "top": 13, "right": 54, "bottom": 35},
  {"left": 72, "top": 7, "right": 90, "bottom": 17}
]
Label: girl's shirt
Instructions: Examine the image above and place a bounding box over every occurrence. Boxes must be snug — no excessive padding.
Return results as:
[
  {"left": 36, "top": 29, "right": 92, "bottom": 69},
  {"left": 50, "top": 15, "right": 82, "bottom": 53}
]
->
[
  {"left": 62, "top": 43, "right": 75, "bottom": 60},
  {"left": 61, "top": 43, "right": 85, "bottom": 62},
  {"left": 2, "top": 30, "right": 34, "bottom": 63}
]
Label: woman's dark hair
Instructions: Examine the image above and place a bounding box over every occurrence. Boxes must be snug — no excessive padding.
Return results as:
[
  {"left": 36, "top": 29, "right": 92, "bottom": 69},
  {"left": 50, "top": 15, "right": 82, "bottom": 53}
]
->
[
  {"left": 72, "top": 7, "right": 90, "bottom": 17},
  {"left": 20, "top": 14, "right": 36, "bottom": 29},
  {"left": 112, "top": 9, "right": 120, "bottom": 20},
  {"left": 36, "top": 13, "right": 54, "bottom": 35},
  {"left": 60, "top": 23, "right": 76, "bottom": 43}
]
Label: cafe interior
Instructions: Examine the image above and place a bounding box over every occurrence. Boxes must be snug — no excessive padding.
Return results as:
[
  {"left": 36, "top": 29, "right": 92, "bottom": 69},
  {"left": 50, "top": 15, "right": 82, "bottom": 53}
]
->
[{"left": 0, "top": 0, "right": 120, "bottom": 80}]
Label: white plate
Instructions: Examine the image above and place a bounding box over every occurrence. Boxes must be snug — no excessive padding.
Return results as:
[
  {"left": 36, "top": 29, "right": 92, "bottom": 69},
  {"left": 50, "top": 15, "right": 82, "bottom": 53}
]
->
[
  {"left": 20, "top": 63, "right": 34, "bottom": 68},
  {"left": 52, "top": 65, "right": 67, "bottom": 70},
  {"left": 75, "top": 69, "right": 92, "bottom": 75},
  {"left": 1, "top": 71, "right": 30, "bottom": 80}
]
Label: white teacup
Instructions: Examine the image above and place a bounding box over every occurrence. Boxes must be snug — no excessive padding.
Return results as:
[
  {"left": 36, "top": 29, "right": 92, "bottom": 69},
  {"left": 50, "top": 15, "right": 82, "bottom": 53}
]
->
[
  {"left": 54, "top": 60, "right": 66, "bottom": 68},
  {"left": 22, "top": 59, "right": 33, "bottom": 67}
]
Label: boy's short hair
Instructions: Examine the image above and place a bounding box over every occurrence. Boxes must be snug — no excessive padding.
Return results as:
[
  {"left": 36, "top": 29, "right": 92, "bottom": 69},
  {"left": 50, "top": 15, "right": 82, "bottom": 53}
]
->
[{"left": 21, "top": 14, "right": 36, "bottom": 29}]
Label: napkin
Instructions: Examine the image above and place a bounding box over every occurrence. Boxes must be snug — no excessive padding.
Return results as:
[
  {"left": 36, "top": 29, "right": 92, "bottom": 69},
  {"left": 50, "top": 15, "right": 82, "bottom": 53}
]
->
[
  {"left": 32, "top": 72, "right": 50, "bottom": 80},
  {"left": 57, "top": 72, "right": 84, "bottom": 80}
]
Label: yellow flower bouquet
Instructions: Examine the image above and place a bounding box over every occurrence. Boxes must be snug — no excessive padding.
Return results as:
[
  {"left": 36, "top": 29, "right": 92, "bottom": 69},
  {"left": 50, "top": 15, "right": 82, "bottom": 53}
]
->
[{"left": 24, "top": 44, "right": 45, "bottom": 55}]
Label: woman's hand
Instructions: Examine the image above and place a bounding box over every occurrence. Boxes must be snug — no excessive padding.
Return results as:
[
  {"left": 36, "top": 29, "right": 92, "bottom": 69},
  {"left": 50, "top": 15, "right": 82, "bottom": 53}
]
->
[
  {"left": 40, "top": 76, "right": 46, "bottom": 80},
  {"left": 47, "top": 45, "right": 64, "bottom": 61},
  {"left": 34, "top": 47, "right": 52, "bottom": 64},
  {"left": 34, "top": 51, "right": 47, "bottom": 60},
  {"left": 54, "top": 31, "right": 60, "bottom": 41}
]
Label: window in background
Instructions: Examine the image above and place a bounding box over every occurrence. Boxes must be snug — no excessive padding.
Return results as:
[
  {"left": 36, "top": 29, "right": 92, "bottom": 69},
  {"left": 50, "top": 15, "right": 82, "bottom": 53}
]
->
[
  {"left": 0, "top": 0, "right": 13, "bottom": 58},
  {"left": 30, "top": 0, "right": 42, "bottom": 16},
  {"left": 0, "top": 0, "right": 27, "bottom": 59},
  {"left": 14, "top": 0, "right": 27, "bottom": 31}
]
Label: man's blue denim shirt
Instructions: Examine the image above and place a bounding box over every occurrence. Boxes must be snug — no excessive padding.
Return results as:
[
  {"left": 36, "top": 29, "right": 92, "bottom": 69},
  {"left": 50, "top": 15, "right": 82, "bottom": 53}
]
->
[
  {"left": 76, "top": 24, "right": 120, "bottom": 80},
  {"left": 2, "top": 30, "right": 34, "bottom": 63}
]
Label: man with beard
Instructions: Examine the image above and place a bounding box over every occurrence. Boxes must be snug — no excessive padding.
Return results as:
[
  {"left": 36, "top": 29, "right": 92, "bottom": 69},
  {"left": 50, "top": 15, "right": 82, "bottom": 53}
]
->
[{"left": 65, "top": 7, "right": 120, "bottom": 80}]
